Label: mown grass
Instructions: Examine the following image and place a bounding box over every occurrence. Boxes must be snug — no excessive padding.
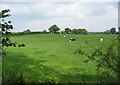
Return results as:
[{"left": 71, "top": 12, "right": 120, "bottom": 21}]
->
[{"left": 2, "top": 34, "right": 116, "bottom": 83}]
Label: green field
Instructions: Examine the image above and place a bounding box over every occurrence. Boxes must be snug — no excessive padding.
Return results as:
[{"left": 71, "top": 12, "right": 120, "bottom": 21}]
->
[{"left": 2, "top": 34, "right": 116, "bottom": 83}]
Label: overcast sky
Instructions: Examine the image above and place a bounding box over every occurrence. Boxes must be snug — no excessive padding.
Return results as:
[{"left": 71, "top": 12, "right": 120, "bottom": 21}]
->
[{"left": 0, "top": 0, "right": 119, "bottom": 32}]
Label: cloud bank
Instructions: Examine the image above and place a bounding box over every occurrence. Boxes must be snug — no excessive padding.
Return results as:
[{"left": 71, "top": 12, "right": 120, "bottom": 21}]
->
[{"left": 0, "top": 2, "right": 118, "bottom": 32}]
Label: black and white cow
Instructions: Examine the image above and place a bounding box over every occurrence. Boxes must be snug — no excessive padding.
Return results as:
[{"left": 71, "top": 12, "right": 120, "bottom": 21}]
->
[{"left": 70, "top": 38, "right": 76, "bottom": 42}]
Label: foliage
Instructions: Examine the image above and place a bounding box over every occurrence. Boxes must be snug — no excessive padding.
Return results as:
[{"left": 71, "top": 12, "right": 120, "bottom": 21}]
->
[
  {"left": 104, "top": 30, "right": 110, "bottom": 34},
  {"left": 0, "top": 9, "right": 15, "bottom": 54},
  {"left": 60, "top": 30, "right": 65, "bottom": 34},
  {"left": 11, "top": 32, "right": 25, "bottom": 36},
  {"left": 23, "top": 29, "right": 31, "bottom": 34},
  {"left": 11, "top": 31, "right": 49, "bottom": 36},
  {"left": 64, "top": 28, "right": 71, "bottom": 34},
  {"left": 30, "top": 31, "right": 49, "bottom": 34},
  {"left": 0, "top": 9, "right": 25, "bottom": 55},
  {"left": 43, "top": 30, "right": 47, "bottom": 32},
  {"left": 72, "top": 29, "right": 88, "bottom": 35},
  {"left": 48, "top": 24, "right": 60, "bottom": 34},
  {"left": 88, "top": 32, "right": 104, "bottom": 34},
  {"left": 110, "top": 27, "right": 116, "bottom": 34},
  {"left": 78, "top": 29, "right": 88, "bottom": 35},
  {"left": 72, "top": 29, "right": 78, "bottom": 34},
  {"left": 2, "top": 67, "right": 25, "bottom": 84},
  {"left": 76, "top": 39, "right": 119, "bottom": 83}
]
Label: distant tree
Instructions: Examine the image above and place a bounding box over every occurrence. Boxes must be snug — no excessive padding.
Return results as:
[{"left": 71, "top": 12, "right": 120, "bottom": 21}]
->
[
  {"left": 78, "top": 29, "right": 82, "bottom": 34},
  {"left": 104, "top": 30, "right": 110, "bottom": 34},
  {"left": 23, "top": 29, "right": 31, "bottom": 34},
  {"left": 48, "top": 24, "right": 60, "bottom": 34},
  {"left": 110, "top": 27, "right": 116, "bottom": 34},
  {"left": 81, "top": 29, "right": 88, "bottom": 35},
  {"left": 72, "top": 29, "right": 88, "bottom": 35},
  {"left": 43, "top": 30, "right": 47, "bottom": 32},
  {"left": 65, "top": 28, "right": 71, "bottom": 34},
  {"left": 61, "top": 30, "right": 65, "bottom": 34},
  {"left": 72, "top": 29, "right": 79, "bottom": 34}
]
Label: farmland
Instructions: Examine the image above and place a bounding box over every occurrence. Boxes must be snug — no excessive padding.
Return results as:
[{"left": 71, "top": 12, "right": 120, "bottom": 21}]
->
[{"left": 2, "top": 34, "right": 116, "bottom": 83}]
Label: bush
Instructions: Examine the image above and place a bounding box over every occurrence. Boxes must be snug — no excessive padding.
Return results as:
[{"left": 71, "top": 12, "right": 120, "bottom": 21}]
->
[{"left": 75, "top": 39, "right": 119, "bottom": 83}]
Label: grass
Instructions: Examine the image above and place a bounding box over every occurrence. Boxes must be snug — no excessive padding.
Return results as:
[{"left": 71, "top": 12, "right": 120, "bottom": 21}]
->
[{"left": 2, "top": 34, "right": 116, "bottom": 83}]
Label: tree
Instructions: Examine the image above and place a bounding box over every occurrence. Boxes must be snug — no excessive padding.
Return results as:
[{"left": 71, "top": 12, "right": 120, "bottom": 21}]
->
[
  {"left": 110, "top": 27, "right": 116, "bottom": 34},
  {"left": 64, "top": 28, "right": 71, "bottom": 34},
  {"left": 0, "top": 9, "right": 25, "bottom": 55},
  {"left": 48, "top": 24, "right": 60, "bottom": 34},
  {"left": 79, "top": 29, "right": 88, "bottom": 35},
  {"left": 23, "top": 29, "right": 31, "bottom": 34},
  {"left": 72, "top": 29, "right": 79, "bottom": 34},
  {"left": 72, "top": 29, "right": 88, "bottom": 35},
  {"left": 104, "top": 30, "right": 110, "bottom": 34},
  {"left": 60, "top": 30, "right": 65, "bottom": 34},
  {"left": 43, "top": 30, "right": 47, "bottom": 32},
  {"left": 1, "top": 9, "right": 14, "bottom": 48}
]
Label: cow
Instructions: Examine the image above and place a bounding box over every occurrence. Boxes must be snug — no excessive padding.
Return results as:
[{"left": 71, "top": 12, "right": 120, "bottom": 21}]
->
[
  {"left": 100, "top": 37, "right": 103, "bottom": 42},
  {"left": 70, "top": 38, "right": 76, "bottom": 42}
]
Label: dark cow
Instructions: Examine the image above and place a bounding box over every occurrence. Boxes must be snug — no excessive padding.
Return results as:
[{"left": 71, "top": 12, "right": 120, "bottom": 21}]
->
[{"left": 70, "top": 38, "right": 76, "bottom": 42}]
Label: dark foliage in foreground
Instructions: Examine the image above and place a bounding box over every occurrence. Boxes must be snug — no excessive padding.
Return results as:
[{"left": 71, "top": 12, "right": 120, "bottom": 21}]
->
[
  {"left": 0, "top": 9, "right": 25, "bottom": 55},
  {"left": 75, "top": 38, "right": 119, "bottom": 83},
  {"left": 2, "top": 68, "right": 25, "bottom": 84}
]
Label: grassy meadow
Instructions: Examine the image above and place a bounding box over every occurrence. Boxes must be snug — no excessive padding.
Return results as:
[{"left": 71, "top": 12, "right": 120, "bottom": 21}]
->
[{"left": 2, "top": 34, "right": 116, "bottom": 83}]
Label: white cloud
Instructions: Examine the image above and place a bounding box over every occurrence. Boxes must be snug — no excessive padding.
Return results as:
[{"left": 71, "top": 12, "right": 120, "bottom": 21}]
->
[
  {"left": 46, "top": 3, "right": 92, "bottom": 20},
  {"left": 32, "top": 3, "right": 50, "bottom": 11},
  {"left": 0, "top": 2, "right": 118, "bottom": 32},
  {"left": 104, "top": 5, "right": 118, "bottom": 19},
  {"left": 0, "top": 0, "right": 120, "bottom": 2},
  {"left": 47, "top": 3, "right": 79, "bottom": 16},
  {"left": 0, "top": 3, "right": 30, "bottom": 14},
  {"left": 0, "top": 3, "right": 9, "bottom": 10}
]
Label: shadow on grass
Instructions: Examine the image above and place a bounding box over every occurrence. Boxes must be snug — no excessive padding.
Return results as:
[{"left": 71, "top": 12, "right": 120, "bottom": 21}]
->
[
  {"left": 2, "top": 51, "right": 47, "bottom": 83},
  {"left": 2, "top": 52, "right": 105, "bottom": 83}
]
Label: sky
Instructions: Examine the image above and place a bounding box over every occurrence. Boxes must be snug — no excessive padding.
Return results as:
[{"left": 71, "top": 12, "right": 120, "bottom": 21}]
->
[{"left": 0, "top": 0, "right": 119, "bottom": 32}]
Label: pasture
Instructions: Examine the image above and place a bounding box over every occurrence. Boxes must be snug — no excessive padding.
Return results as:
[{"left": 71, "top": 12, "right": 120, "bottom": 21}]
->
[{"left": 2, "top": 34, "right": 116, "bottom": 83}]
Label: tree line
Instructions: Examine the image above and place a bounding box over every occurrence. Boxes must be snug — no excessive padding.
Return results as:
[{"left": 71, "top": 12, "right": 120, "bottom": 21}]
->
[
  {"left": 48, "top": 24, "right": 88, "bottom": 34},
  {"left": 11, "top": 24, "right": 88, "bottom": 36},
  {"left": 11, "top": 24, "right": 118, "bottom": 36}
]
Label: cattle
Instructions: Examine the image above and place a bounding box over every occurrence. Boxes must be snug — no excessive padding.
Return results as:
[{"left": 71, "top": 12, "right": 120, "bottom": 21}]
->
[
  {"left": 70, "top": 38, "right": 76, "bottom": 42},
  {"left": 100, "top": 37, "right": 103, "bottom": 42}
]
